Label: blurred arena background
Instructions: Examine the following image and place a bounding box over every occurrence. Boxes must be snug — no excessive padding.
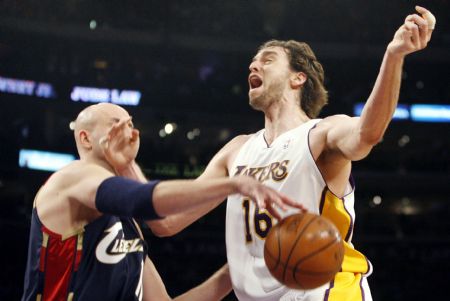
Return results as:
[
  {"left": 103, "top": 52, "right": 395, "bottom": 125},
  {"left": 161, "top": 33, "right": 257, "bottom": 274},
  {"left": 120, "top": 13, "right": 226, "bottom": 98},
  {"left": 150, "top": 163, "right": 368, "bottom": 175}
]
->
[{"left": 0, "top": 0, "right": 449, "bottom": 300}]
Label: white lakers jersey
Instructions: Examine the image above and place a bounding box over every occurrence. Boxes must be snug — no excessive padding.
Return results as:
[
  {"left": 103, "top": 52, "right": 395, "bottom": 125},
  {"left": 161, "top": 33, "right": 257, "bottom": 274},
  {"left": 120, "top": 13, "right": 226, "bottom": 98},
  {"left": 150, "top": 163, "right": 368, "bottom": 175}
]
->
[{"left": 226, "top": 120, "right": 371, "bottom": 301}]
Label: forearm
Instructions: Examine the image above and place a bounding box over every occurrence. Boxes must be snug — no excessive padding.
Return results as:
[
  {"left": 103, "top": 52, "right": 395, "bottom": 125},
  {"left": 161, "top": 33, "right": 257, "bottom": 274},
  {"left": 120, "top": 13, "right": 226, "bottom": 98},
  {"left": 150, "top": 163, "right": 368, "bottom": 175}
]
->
[
  {"left": 153, "top": 179, "right": 237, "bottom": 217},
  {"left": 359, "top": 50, "right": 404, "bottom": 144},
  {"left": 173, "top": 265, "right": 232, "bottom": 301},
  {"left": 147, "top": 200, "right": 224, "bottom": 237}
]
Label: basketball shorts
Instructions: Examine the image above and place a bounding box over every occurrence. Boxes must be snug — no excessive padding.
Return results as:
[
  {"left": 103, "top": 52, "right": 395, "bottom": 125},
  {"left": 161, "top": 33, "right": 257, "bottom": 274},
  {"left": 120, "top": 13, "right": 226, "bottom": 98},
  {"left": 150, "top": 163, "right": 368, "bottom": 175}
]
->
[{"left": 280, "top": 273, "right": 372, "bottom": 301}]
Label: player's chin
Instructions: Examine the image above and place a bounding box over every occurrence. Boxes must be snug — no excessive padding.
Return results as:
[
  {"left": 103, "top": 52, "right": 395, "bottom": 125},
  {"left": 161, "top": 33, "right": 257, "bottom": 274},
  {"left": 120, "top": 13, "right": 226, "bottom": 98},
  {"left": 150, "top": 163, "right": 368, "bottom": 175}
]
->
[
  {"left": 249, "top": 95, "right": 264, "bottom": 110},
  {"left": 249, "top": 86, "right": 263, "bottom": 97}
]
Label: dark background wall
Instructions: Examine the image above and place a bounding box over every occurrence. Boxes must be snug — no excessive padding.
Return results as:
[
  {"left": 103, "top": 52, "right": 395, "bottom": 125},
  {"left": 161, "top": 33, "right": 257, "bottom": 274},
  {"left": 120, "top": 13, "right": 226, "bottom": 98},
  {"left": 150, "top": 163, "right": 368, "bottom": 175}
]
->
[{"left": 0, "top": 1, "right": 449, "bottom": 300}]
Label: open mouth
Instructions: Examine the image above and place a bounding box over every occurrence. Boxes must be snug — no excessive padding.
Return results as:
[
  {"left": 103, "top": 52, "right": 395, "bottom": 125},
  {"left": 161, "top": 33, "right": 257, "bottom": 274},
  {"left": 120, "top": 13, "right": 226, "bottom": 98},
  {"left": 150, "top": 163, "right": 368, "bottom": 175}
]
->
[{"left": 249, "top": 74, "right": 263, "bottom": 90}]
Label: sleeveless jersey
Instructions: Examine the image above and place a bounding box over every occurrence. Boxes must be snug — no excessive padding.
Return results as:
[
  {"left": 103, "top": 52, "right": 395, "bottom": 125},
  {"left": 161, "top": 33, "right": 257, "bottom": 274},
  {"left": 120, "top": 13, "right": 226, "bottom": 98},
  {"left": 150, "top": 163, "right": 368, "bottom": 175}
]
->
[
  {"left": 22, "top": 208, "right": 147, "bottom": 301},
  {"left": 226, "top": 120, "right": 372, "bottom": 301}
]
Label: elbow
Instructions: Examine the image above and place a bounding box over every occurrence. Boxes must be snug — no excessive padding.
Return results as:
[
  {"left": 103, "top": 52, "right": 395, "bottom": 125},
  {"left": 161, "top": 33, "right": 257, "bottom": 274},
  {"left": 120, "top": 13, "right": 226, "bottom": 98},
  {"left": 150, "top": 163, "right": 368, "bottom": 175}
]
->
[
  {"left": 347, "top": 132, "right": 380, "bottom": 161},
  {"left": 146, "top": 219, "right": 179, "bottom": 237},
  {"left": 358, "top": 116, "right": 390, "bottom": 147},
  {"left": 151, "top": 229, "right": 174, "bottom": 238},
  {"left": 359, "top": 129, "right": 384, "bottom": 147},
  {"left": 361, "top": 134, "right": 383, "bottom": 147}
]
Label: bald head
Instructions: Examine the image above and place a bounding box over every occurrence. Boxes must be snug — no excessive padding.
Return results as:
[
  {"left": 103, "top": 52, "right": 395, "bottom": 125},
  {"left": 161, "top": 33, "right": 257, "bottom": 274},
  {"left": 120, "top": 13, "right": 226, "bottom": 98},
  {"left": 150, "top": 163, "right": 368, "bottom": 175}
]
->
[{"left": 71, "top": 103, "right": 131, "bottom": 156}]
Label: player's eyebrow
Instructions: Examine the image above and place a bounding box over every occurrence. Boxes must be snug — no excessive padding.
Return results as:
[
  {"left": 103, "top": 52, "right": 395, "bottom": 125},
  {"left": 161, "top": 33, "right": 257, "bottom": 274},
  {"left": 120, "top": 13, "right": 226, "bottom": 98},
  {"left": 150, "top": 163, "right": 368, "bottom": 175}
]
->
[
  {"left": 252, "top": 50, "right": 279, "bottom": 62},
  {"left": 111, "top": 117, "right": 121, "bottom": 123}
]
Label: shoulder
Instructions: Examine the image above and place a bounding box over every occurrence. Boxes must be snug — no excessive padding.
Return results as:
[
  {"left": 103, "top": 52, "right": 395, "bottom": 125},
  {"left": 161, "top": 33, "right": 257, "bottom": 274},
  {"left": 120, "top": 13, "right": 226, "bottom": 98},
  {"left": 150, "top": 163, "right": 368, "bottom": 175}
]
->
[
  {"left": 200, "top": 134, "right": 254, "bottom": 179},
  {"left": 222, "top": 134, "right": 255, "bottom": 172},
  {"left": 311, "top": 114, "right": 359, "bottom": 139},
  {"left": 314, "top": 114, "right": 356, "bottom": 130},
  {"left": 61, "top": 161, "right": 112, "bottom": 179},
  {"left": 218, "top": 134, "right": 254, "bottom": 161},
  {"left": 223, "top": 134, "right": 252, "bottom": 151},
  {"left": 309, "top": 115, "right": 358, "bottom": 160},
  {"left": 47, "top": 161, "right": 113, "bottom": 191}
]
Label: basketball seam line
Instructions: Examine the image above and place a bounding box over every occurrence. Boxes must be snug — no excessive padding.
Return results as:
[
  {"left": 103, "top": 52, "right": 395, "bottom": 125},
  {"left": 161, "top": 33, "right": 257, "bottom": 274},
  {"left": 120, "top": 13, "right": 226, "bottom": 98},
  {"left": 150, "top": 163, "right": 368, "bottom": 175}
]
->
[
  {"left": 264, "top": 250, "right": 339, "bottom": 275},
  {"left": 263, "top": 225, "right": 283, "bottom": 271},
  {"left": 292, "top": 237, "right": 341, "bottom": 286},
  {"left": 282, "top": 215, "right": 316, "bottom": 283},
  {"left": 295, "top": 236, "right": 341, "bottom": 266},
  {"left": 275, "top": 223, "right": 281, "bottom": 270}
]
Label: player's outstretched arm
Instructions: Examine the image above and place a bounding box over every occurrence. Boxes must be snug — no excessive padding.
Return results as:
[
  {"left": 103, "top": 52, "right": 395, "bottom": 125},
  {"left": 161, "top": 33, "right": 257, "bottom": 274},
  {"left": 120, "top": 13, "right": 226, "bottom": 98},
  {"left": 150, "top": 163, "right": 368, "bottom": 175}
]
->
[
  {"left": 66, "top": 161, "right": 302, "bottom": 222},
  {"left": 321, "top": 7, "right": 436, "bottom": 161},
  {"left": 142, "top": 258, "right": 231, "bottom": 301},
  {"left": 152, "top": 175, "right": 304, "bottom": 220}
]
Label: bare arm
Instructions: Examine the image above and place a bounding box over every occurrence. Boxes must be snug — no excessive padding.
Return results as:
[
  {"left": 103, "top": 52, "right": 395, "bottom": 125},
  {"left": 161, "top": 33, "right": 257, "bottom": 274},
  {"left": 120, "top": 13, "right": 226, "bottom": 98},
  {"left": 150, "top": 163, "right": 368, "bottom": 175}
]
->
[
  {"left": 142, "top": 257, "right": 231, "bottom": 301},
  {"left": 173, "top": 264, "right": 231, "bottom": 301},
  {"left": 142, "top": 257, "right": 172, "bottom": 301},
  {"left": 152, "top": 174, "right": 300, "bottom": 219},
  {"left": 318, "top": 7, "right": 435, "bottom": 161}
]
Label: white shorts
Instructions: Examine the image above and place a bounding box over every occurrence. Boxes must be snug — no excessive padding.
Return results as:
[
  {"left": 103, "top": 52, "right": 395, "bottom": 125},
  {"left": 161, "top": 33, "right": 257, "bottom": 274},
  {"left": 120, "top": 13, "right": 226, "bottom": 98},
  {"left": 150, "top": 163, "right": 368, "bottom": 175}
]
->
[{"left": 280, "top": 274, "right": 372, "bottom": 301}]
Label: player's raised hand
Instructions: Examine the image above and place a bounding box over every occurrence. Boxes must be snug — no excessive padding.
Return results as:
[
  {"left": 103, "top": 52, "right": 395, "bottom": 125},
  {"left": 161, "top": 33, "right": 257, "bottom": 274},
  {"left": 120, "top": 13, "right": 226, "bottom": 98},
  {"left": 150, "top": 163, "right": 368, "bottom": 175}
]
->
[
  {"left": 387, "top": 6, "right": 435, "bottom": 58},
  {"left": 233, "top": 175, "right": 306, "bottom": 220},
  {"left": 100, "top": 117, "right": 140, "bottom": 172}
]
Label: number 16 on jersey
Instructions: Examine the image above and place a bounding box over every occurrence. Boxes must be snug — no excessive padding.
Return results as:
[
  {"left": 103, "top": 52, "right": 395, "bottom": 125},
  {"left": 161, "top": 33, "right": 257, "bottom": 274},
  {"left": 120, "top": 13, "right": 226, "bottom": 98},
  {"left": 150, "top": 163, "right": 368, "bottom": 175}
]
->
[{"left": 242, "top": 199, "right": 274, "bottom": 243}]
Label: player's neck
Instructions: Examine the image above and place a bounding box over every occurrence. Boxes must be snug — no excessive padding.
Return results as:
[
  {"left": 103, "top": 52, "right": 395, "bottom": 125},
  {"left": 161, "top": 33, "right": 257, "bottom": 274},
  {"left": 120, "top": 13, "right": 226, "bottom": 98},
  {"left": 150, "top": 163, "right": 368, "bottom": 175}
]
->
[{"left": 263, "top": 106, "right": 309, "bottom": 145}]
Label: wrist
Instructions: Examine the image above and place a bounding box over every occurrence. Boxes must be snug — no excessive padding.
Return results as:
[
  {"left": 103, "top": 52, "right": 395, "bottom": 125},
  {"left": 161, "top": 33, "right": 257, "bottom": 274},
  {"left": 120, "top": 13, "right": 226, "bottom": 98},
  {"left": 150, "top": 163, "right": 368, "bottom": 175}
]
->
[
  {"left": 384, "top": 46, "right": 406, "bottom": 68},
  {"left": 115, "top": 161, "right": 136, "bottom": 178},
  {"left": 230, "top": 176, "right": 242, "bottom": 194},
  {"left": 386, "top": 43, "right": 407, "bottom": 61}
]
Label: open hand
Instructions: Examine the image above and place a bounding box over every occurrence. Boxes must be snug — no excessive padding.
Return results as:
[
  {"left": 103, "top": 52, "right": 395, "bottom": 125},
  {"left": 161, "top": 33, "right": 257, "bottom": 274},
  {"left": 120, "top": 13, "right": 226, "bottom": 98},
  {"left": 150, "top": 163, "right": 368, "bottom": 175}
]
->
[
  {"left": 100, "top": 117, "right": 140, "bottom": 172},
  {"left": 234, "top": 175, "right": 306, "bottom": 220}
]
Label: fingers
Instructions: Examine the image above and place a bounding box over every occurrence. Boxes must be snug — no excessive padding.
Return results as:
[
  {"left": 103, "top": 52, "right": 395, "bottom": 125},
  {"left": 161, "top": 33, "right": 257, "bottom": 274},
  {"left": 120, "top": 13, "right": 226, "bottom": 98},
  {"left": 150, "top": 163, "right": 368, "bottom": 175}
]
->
[
  {"left": 109, "top": 117, "right": 132, "bottom": 137},
  {"left": 237, "top": 176, "right": 307, "bottom": 220},
  {"left": 403, "top": 20, "right": 420, "bottom": 49},
  {"left": 405, "top": 14, "right": 429, "bottom": 47},
  {"left": 101, "top": 117, "right": 134, "bottom": 149},
  {"left": 130, "top": 129, "right": 140, "bottom": 143},
  {"left": 99, "top": 135, "right": 109, "bottom": 151},
  {"left": 256, "top": 189, "right": 306, "bottom": 220},
  {"left": 279, "top": 194, "right": 306, "bottom": 212},
  {"left": 415, "top": 6, "right": 436, "bottom": 30},
  {"left": 265, "top": 202, "right": 282, "bottom": 220}
]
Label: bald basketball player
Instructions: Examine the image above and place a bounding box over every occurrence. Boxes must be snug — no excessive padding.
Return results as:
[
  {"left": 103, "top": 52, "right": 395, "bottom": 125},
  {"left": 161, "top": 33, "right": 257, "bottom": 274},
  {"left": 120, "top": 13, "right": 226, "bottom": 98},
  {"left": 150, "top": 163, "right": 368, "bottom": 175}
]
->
[{"left": 21, "top": 103, "right": 303, "bottom": 301}]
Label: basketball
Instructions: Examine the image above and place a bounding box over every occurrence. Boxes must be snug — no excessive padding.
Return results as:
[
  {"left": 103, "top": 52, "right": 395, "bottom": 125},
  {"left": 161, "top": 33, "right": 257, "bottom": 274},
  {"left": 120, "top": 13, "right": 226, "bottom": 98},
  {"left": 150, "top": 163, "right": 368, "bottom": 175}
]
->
[{"left": 263, "top": 213, "right": 344, "bottom": 290}]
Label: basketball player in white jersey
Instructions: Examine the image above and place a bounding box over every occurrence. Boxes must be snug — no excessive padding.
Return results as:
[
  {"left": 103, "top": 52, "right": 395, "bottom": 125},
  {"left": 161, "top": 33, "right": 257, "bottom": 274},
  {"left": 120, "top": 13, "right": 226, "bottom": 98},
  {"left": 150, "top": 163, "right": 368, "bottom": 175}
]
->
[{"left": 147, "top": 6, "right": 436, "bottom": 301}]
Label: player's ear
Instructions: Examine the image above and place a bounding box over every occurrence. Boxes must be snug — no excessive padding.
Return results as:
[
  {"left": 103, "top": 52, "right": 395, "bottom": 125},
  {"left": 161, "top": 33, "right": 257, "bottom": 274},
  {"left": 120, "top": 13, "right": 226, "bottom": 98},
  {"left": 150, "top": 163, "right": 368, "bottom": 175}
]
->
[
  {"left": 290, "top": 72, "right": 307, "bottom": 89},
  {"left": 79, "top": 130, "right": 93, "bottom": 150}
]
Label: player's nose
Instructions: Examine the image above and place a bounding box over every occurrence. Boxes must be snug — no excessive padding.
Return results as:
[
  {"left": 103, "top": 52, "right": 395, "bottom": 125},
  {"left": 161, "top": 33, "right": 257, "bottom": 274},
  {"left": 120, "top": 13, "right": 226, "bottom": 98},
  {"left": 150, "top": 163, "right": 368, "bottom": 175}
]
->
[{"left": 249, "top": 60, "right": 261, "bottom": 72}]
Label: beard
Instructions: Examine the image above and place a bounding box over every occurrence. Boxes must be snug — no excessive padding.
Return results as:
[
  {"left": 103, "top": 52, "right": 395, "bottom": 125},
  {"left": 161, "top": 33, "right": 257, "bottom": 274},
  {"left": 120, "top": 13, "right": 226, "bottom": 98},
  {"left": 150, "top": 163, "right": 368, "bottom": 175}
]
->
[{"left": 249, "top": 80, "right": 285, "bottom": 111}]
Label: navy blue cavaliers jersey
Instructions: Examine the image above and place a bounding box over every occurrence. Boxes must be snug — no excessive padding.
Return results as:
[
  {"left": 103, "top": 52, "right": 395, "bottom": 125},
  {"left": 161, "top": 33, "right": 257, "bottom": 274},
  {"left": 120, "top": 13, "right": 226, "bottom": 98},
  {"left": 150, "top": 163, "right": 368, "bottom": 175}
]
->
[{"left": 22, "top": 208, "right": 148, "bottom": 301}]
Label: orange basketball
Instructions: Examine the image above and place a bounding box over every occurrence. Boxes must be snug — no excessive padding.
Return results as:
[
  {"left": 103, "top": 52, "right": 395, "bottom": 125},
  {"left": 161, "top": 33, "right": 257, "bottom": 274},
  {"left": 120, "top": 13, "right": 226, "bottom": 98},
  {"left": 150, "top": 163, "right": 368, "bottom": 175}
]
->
[{"left": 264, "top": 213, "right": 344, "bottom": 290}]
